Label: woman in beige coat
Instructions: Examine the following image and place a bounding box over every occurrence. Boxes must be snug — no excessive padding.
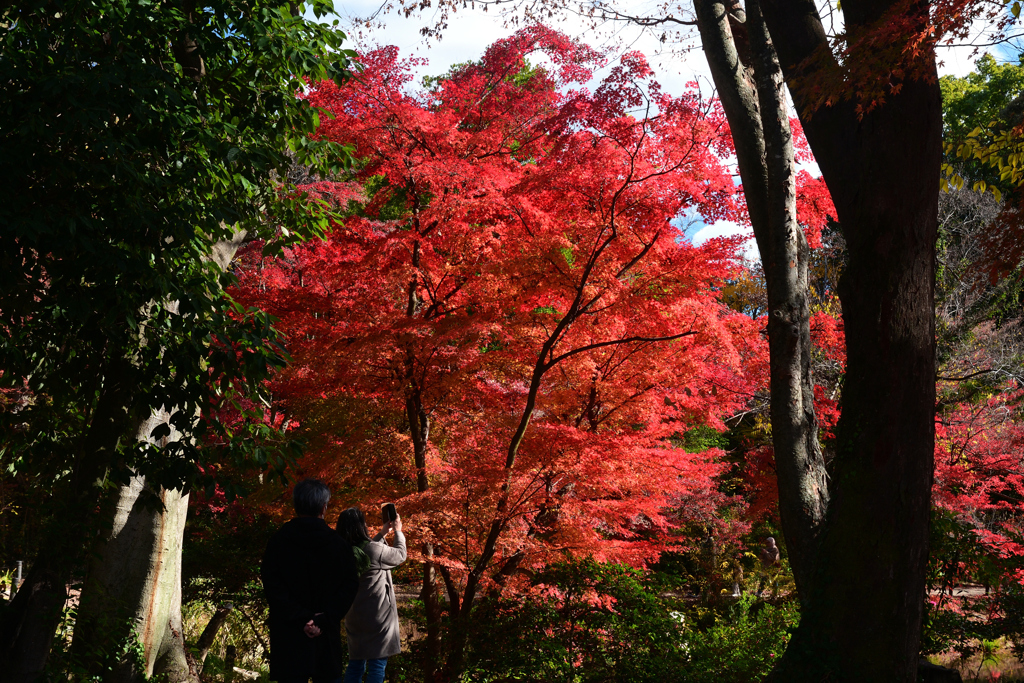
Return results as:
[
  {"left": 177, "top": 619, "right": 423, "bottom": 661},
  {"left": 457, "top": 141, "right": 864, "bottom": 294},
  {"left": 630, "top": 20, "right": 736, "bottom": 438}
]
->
[{"left": 336, "top": 508, "right": 407, "bottom": 683}]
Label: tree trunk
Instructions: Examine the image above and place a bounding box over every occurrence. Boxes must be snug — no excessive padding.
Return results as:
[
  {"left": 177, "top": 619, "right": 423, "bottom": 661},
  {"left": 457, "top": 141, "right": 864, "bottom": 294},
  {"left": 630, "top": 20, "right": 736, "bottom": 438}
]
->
[
  {"left": 404, "top": 235, "right": 446, "bottom": 683},
  {"left": 0, "top": 560, "right": 68, "bottom": 683},
  {"left": 195, "top": 605, "right": 234, "bottom": 667},
  {"left": 0, "top": 355, "right": 140, "bottom": 683},
  {"left": 694, "top": 0, "right": 828, "bottom": 604},
  {"left": 408, "top": 393, "right": 444, "bottom": 683},
  {"left": 418, "top": 547, "right": 442, "bottom": 683},
  {"left": 73, "top": 474, "right": 196, "bottom": 683},
  {"left": 72, "top": 233, "right": 246, "bottom": 683},
  {"left": 224, "top": 644, "right": 237, "bottom": 683},
  {"left": 755, "top": 0, "right": 941, "bottom": 678},
  {"left": 694, "top": 0, "right": 940, "bottom": 675}
]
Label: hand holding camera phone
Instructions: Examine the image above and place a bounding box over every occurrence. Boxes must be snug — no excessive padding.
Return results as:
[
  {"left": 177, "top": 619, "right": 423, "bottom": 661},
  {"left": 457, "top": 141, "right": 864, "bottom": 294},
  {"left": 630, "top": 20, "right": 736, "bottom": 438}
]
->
[
  {"left": 381, "top": 503, "right": 397, "bottom": 523},
  {"left": 381, "top": 503, "right": 402, "bottom": 535}
]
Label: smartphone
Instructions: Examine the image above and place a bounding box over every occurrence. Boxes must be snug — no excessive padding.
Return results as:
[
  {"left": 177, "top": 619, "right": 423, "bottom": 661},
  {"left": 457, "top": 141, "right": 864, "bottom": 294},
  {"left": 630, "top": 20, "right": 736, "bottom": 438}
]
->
[{"left": 381, "top": 503, "right": 397, "bottom": 523}]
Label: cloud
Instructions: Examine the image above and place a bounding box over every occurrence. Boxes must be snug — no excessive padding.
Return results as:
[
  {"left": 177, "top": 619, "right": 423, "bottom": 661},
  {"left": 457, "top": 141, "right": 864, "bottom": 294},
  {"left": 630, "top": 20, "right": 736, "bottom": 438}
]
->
[{"left": 691, "top": 220, "right": 759, "bottom": 262}]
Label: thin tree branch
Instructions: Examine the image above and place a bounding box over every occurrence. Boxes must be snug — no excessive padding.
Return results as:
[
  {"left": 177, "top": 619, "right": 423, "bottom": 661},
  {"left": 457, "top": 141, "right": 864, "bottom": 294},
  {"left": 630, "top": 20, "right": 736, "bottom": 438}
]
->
[{"left": 545, "top": 330, "right": 697, "bottom": 369}]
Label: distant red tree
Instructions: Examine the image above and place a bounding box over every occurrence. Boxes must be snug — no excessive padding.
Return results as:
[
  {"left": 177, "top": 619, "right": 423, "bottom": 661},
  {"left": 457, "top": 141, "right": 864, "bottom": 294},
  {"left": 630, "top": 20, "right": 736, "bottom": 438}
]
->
[
  {"left": 932, "top": 390, "right": 1024, "bottom": 579},
  {"left": 935, "top": 392, "right": 1024, "bottom": 531},
  {"left": 234, "top": 26, "right": 763, "bottom": 677}
]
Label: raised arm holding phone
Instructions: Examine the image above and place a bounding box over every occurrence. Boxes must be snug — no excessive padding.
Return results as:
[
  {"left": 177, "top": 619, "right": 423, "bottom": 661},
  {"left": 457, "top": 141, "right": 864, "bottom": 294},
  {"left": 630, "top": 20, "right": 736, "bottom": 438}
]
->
[{"left": 336, "top": 506, "right": 407, "bottom": 683}]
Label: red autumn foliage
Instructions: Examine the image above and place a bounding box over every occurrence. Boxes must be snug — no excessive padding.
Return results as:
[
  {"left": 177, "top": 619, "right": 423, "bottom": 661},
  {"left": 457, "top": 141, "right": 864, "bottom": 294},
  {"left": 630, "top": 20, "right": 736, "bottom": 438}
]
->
[
  {"left": 981, "top": 195, "right": 1024, "bottom": 283},
  {"left": 934, "top": 390, "right": 1024, "bottom": 566},
  {"left": 233, "top": 27, "right": 764, "bottom": 602},
  {"left": 795, "top": 171, "right": 837, "bottom": 250}
]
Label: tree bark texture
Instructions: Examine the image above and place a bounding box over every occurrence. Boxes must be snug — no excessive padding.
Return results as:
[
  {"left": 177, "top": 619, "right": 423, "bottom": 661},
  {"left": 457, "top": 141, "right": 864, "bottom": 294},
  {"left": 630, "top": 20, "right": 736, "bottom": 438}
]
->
[
  {"left": 73, "top": 473, "right": 195, "bottom": 683},
  {"left": 195, "top": 605, "right": 233, "bottom": 666},
  {"left": 755, "top": 0, "right": 941, "bottom": 679},
  {"left": 694, "top": 0, "right": 828, "bottom": 604}
]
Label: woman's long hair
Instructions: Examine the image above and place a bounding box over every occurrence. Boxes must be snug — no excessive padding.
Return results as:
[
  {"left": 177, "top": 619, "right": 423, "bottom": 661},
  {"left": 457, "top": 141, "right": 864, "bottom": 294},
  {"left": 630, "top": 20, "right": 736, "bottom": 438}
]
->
[{"left": 337, "top": 507, "right": 372, "bottom": 545}]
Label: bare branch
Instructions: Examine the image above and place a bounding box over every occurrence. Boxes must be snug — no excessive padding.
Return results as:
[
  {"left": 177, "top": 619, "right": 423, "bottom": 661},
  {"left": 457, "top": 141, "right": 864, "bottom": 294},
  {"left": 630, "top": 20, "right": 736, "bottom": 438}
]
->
[{"left": 545, "top": 330, "right": 697, "bottom": 369}]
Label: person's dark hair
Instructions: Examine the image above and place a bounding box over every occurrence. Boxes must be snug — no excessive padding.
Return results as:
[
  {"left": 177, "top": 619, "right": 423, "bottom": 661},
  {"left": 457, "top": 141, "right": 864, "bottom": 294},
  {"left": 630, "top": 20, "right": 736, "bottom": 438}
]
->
[
  {"left": 336, "top": 507, "right": 372, "bottom": 545},
  {"left": 293, "top": 479, "right": 330, "bottom": 517}
]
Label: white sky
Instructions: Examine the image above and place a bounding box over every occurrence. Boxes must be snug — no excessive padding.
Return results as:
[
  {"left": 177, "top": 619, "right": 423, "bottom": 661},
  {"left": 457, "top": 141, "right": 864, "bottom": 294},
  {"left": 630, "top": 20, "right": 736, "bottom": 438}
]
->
[
  {"left": 324, "top": 0, "right": 994, "bottom": 260},
  {"left": 335, "top": 1, "right": 716, "bottom": 93}
]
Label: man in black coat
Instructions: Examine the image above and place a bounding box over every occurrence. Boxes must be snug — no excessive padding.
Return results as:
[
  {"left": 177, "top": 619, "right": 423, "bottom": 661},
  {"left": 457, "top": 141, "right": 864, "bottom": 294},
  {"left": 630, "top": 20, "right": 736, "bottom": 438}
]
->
[{"left": 262, "top": 479, "right": 359, "bottom": 682}]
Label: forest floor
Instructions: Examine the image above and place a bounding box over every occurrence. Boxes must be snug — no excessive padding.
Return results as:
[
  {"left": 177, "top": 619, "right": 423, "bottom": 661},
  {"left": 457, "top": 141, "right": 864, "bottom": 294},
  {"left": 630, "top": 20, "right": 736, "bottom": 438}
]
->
[{"left": 931, "top": 647, "right": 1024, "bottom": 682}]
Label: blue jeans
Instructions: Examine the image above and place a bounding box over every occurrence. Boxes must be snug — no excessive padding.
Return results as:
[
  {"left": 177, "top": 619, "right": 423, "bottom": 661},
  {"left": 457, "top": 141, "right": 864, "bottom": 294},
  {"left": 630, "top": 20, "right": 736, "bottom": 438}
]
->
[{"left": 343, "top": 658, "right": 388, "bottom": 683}]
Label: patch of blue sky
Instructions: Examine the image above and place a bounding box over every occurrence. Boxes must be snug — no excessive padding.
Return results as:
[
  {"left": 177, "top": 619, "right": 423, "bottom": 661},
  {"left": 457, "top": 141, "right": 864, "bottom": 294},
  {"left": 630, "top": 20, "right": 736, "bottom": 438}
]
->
[{"left": 673, "top": 206, "right": 758, "bottom": 263}]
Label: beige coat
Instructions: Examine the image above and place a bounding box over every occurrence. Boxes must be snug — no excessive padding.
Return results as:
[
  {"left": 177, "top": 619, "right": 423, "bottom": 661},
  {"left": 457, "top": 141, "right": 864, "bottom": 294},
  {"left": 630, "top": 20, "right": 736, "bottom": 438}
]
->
[{"left": 344, "top": 530, "right": 407, "bottom": 660}]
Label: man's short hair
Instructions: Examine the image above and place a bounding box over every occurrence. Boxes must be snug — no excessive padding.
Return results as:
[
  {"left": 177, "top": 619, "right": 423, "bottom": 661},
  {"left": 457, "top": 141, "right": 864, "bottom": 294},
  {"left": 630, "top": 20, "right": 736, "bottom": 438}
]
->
[{"left": 293, "top": 478, "right": 330, "bottom": 517}]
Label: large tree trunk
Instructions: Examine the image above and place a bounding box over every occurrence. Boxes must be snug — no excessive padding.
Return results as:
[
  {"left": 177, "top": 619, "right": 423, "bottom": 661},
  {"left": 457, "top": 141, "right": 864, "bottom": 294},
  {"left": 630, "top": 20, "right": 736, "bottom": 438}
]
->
[
  {"left": 694, "top": 0, "right": 828, "bottom": 604},
  {"left": 755, "top": 0, "right": 941, "bottom": 679},
  {"left": 694, "top": 0, "right": 939, "bottom": 675},
  {"left": 73, "top": 473, "right": 195, "bottom": 683},
  {"left": 72, "top": 232, "right": 246, "bottom": 683},
  {"left": 0, "top": 560, "right": 69, "bottom": 683}
]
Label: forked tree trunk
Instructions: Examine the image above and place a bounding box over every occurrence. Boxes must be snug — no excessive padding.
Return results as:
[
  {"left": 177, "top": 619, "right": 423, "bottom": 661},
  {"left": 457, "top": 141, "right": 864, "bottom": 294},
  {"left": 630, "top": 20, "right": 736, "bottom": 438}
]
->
[
  {"left": 755, "top": 0, "right": 941, "bottom": 679},
  {"left": 694, "top": 0, "right": 940, "bottom": 676},
  {"left": 767, "top": 84, "right": 939, "bottom": 681}
]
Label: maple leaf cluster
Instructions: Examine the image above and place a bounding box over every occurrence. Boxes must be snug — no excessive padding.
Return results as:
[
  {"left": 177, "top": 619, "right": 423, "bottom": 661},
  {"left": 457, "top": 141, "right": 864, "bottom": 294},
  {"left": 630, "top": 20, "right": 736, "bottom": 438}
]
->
[
  {"left": 934, "top": 391, "right": 1024, "bottom": 565},
  {"left": 795, "top": 170, "right": 837, "bottom": 250},
  {"left": 233, "top": 27, "right": 765, "bottom": 597}
]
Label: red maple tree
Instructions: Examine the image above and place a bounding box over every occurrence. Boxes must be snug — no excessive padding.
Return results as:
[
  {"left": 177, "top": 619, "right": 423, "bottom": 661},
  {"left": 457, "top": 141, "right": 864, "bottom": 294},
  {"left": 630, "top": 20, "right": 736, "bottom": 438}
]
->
[
  {"left": 233, "top": 26, "right": 763, "bottom": 676},
  {"left": 934, "top": 391, "right": 1024, "bottom": 559}
]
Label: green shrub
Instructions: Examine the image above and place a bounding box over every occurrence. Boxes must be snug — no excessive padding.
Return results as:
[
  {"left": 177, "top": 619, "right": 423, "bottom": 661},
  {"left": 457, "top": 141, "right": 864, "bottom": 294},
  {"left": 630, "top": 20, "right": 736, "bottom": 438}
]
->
[
  {"left": 678, "top": 595, "right": 797, "bottom": 683},
  {"left": 452, "top": 558, "right": 796, "bottom": 683},
  {"left": 45, "top": 603, "right": 149, "bottom": 682},
  {"left": 460, "top": 559, "right": 685, "bottom": 683}
]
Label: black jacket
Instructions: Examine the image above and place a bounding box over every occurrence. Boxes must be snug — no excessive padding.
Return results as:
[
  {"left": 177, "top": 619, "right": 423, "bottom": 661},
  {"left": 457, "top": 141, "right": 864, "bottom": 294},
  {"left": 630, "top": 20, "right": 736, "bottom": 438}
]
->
[{"left": 262, "top": 516, "right": 359, "bottom": 680}]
